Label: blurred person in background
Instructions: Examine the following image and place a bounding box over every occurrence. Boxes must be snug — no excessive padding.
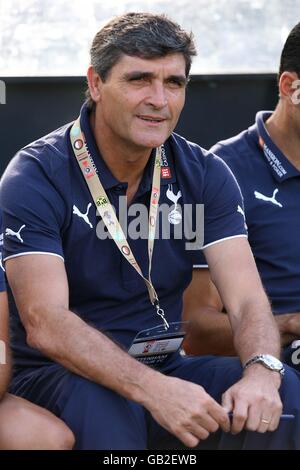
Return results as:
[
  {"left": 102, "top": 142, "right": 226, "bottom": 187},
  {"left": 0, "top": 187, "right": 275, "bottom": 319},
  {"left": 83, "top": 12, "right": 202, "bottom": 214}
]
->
[{"left": 184, "top": 22, "right": 300, "bottom": 372}]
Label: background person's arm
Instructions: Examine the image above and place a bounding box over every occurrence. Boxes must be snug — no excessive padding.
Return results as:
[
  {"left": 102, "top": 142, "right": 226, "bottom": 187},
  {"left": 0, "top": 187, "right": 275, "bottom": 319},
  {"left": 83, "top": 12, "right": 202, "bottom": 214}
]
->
[
  {"left": 183, "top": 269, "right": 235, "bottom": 355},
  {"left": 0, "top": 291, "right": 10, "bottom": 400},
  {"left": 6, "top": 254, "right": 230, "bottom": 448},
  {"left": 276, "top": 314, "right": 300, "bottom": 344},
  {"left": 183, "top": 269, "right": 300, "bottom": 356}
]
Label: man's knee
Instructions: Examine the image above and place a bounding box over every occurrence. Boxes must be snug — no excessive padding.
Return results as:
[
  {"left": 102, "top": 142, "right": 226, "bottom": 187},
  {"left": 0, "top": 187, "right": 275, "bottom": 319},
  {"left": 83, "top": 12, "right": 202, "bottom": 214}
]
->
[
  {"left": 59, "top": 374, "right": 147, "bottom": 449},
  {"left": 0, "top": 394, "right": 75, "bottom": 450},
  {"left": 45, "top": 419, "right": 75, "bottom": 450}
]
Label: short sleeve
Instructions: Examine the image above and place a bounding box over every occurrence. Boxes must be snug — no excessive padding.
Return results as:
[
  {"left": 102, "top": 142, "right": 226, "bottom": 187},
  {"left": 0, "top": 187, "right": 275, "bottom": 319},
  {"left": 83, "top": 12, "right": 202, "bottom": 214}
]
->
[
  {"left": 0, "top": 146, "right": 68, "bottom": 263},
  {"left": 192, "top": 250, "right": 208, "bottom": 268},
  {"left": 0, "top": 213, "right": 6, "bottom": 291},
  {"left": 201, "top": 152, "right": 247, "bottom": 249}
]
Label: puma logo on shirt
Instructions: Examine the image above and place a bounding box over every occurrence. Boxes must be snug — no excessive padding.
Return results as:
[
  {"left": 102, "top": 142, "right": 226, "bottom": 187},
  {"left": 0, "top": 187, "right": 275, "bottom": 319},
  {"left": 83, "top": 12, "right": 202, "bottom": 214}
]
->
[
  {"left": 237, "top": 204, "right": 248, "bottom": 229},
  {"left": 73, "top": 203, "right": 93, "bottom": 228},
  {"left": 254, "top": 188, "right": 283, "bottom": 208},
  {"left": 5, "top": 224, "right": 26, "bottom": 243}
]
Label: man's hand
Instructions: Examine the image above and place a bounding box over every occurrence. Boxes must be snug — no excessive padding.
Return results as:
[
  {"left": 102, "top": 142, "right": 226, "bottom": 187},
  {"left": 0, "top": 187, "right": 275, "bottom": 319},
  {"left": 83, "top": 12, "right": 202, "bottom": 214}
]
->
[
  {"left": 144, "top": 374, "right": 230, "bottom": 448},
  {"left": 222, "top": 365, "right": 282, "bottom": 434}
]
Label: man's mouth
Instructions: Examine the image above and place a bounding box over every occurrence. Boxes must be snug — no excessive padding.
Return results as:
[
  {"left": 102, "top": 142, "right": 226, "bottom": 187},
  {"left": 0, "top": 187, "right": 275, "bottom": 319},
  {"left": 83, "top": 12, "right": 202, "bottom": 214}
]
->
[{"left": 137, "top": 115, "right": 166, "bottom": 123}]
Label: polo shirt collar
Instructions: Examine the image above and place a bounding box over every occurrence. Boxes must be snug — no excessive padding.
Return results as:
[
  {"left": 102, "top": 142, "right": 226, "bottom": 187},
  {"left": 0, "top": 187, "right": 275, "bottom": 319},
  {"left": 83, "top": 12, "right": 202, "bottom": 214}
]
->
[
  {"left": 253, "top": 110, "right": 300, "bottom": 181},
  {"left": 78, "top": 102, "right": 177, "bottom": 193},
  {"left": 79, "top": 103, "right": 119, "bottom": 190},
  {"left": 134, "top": 141, "right": 177, "bottom": 200}
]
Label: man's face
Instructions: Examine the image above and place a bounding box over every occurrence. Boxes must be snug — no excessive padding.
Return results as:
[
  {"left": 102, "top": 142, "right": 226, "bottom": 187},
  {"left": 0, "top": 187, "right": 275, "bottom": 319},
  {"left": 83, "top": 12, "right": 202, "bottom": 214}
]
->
[{"left": 95, "top": 53, "right": 187, "bottom": 150}]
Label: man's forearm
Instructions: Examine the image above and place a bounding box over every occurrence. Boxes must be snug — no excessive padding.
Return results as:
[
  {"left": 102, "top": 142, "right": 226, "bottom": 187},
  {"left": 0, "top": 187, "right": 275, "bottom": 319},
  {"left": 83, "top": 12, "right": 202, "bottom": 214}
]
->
[
  {"left": 229, "top": 296, "right": 281, "bottom": 364},
  {"left": 27, "top": 305, "right": 162, "bottom": 407},
  {"left": 205, "top": 238, "right": 280, "bottom": 363}
]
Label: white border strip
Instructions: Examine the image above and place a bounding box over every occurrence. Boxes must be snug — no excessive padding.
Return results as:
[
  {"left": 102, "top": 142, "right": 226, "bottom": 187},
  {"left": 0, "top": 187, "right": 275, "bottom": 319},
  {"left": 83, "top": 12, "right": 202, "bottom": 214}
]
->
[
  {"left": 4, "top": 251, "right": 65, "bottom": 262},
  {"left": 202, "top": 234, "right": 248, "bottom": 250}
]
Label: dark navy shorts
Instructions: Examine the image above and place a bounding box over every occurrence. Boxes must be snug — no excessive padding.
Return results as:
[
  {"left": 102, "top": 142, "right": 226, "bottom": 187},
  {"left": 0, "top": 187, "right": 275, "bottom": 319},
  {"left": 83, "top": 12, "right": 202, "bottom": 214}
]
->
[{"left": 10, "top": 354, "right": 300, "bottom": 450}]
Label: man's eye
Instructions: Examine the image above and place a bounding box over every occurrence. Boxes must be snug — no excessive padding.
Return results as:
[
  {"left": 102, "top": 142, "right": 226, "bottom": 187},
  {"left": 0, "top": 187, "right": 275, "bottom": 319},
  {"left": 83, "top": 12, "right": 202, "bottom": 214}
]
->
[
  {"left": 130, "top": 76, "right": 149, "bottom": 83},
  {"left": 167, "top": 80, "right": 184, "bottom": 88}
]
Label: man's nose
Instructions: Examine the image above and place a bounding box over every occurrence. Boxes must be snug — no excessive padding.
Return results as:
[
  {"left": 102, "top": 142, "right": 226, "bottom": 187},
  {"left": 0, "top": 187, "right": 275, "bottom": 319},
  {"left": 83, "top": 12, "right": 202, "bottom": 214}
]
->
[{"left": 146, "top": 82, "right": 168, "bottom": 109}]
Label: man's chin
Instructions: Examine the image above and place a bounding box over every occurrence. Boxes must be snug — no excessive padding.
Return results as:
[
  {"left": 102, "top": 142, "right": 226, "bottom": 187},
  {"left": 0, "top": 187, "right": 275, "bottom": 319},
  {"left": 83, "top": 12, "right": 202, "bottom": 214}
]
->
[{"left": 134, "top": 133, "right": 171, "bottom": 149}]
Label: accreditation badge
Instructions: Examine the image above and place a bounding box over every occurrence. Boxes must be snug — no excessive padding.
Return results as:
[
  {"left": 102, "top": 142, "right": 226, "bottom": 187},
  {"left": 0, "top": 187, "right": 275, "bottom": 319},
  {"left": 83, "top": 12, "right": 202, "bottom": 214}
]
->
[{"left": 128, "top": 322, "right": 189, "bottom": 367}]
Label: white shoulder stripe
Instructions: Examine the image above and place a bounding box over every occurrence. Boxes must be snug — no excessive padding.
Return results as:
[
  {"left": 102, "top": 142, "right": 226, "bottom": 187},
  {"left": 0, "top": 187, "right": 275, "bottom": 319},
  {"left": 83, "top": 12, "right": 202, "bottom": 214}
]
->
[
  {"left": 202, "top": 234, "right": 248, "bottom": 250},
  {"left": 3, "top": 252, "right": 65, "bottom": 262}
]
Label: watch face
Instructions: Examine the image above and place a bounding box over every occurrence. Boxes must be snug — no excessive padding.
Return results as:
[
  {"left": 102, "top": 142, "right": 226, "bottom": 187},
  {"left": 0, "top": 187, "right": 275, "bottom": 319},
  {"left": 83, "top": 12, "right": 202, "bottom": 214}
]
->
[{"left": 263, "top": 354, "right": 283, "bottom": 370}]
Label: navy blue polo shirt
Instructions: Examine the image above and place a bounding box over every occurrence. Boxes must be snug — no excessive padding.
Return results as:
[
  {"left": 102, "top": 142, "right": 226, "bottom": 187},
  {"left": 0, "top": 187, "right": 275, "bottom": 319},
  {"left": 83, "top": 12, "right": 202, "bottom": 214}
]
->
[
  {"left": 0, "top": 213, "right": 6, "bottom": 292},
  {"left": 0, "top": 103, "right": 246, "bottom": 369},
  {"left": 209, "top": 111, "right": 300, "bottom": 315}
]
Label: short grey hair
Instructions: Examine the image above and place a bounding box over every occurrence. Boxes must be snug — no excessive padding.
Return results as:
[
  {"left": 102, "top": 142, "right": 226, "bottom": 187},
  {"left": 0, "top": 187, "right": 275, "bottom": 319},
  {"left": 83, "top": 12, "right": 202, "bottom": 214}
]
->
[{"left": 85, "top": 12, "right": 196, "bottom": 109}]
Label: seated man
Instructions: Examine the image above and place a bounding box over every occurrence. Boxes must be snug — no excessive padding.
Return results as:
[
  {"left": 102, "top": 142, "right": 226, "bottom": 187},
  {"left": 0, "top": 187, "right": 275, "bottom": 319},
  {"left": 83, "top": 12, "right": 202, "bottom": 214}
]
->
[
  {"left": 0, "top": 219, "right": 74, "bottom": 449},
  {"left": 183, "top": 22, "right": 300, "bottom": 371},
  {"left": 1, "top": 13, "right": 300, "bottom": 450}
]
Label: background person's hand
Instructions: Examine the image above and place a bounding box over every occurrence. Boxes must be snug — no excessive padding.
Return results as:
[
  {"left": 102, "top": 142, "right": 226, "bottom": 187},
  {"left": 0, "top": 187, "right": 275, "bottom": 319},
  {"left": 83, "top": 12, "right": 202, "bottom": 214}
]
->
[{"left": 276, "top": 312, "right": 300, "bottom": 345}]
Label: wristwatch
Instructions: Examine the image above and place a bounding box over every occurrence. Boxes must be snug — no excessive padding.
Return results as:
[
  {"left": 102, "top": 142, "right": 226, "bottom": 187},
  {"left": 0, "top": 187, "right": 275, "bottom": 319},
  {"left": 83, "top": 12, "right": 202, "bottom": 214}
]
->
[{"left": 243, "top": 354, "right": 285, "bottom": 378}]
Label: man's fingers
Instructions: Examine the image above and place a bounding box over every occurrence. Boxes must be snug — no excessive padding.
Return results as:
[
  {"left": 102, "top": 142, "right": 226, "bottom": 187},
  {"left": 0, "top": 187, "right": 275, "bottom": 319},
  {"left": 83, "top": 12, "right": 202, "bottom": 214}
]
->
[
  {"left": 208, "top": 401, "right": 231, "bottom": 432},
  {"left": 179, "top": 420, "right": 215, "bottom": 447},
  {"left": 230, "top": 401, "right": 248, "bottom": 434},
  {"left": 256, "top": 415, "right": 273, "bottom": 433},
  {"left": 245, "top": 405, "right": 262, "bottom": 432},
  {"left": 178, "top": 431, "right": 200, "bottom": 448},
  {"left": 247, "top": 405, "right": 281, "bottom": 433},
  {"left": 256, "top": 411, "right": 280, "bottom": 433},
  {"left": 196, "top": 413, "right": 220, "bottom": 434},
  {"left": 188, "top": 422, "right": 211, "bottom": 441},
  {"left": 222, "top": 390, "right": 233, "bottom": 414},
  {"left": 268, "top": 413, "right": 281, "bottom": 432},
  {"left": 258, "top": 405, "right": 281, "bottom": 433}
]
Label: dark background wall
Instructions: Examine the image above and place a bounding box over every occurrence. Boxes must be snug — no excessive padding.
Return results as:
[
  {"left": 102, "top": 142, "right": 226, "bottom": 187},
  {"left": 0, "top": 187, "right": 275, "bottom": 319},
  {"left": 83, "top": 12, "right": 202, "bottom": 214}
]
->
[{"left": 0, "top": 74, "right": 278, "bottom": 176}]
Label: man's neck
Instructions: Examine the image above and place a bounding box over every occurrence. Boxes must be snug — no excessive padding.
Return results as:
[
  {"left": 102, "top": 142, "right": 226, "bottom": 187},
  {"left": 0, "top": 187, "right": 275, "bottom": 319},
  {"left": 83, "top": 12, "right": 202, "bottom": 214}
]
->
[
  {"left": 266, "top": 104, "right": 300, "bottom": 171},
  {"left": 90, "top": 112, "right": 153, "bottom": 203}
]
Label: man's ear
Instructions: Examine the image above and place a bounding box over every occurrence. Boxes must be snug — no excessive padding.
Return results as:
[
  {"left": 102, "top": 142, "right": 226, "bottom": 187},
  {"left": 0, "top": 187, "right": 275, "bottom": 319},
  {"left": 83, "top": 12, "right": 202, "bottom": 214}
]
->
[
  {"left": 87, "top": 66, "right": 103, "bottom": 103},
  {"left": 279, "top": 71, "right": 300, "bottom": 103}
]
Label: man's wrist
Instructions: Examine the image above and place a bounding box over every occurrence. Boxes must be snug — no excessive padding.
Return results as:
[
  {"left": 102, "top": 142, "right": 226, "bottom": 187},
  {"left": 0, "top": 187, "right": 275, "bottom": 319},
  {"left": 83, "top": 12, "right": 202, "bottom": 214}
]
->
[
  {"left": 243, "top": 354, "right": 284, "bottom": 388},
  {"left": 243, "top": 362, "right": 282, "bottom": 388},
  {"left": 128, "top": 363, "right": 165, "bottom": 408}
]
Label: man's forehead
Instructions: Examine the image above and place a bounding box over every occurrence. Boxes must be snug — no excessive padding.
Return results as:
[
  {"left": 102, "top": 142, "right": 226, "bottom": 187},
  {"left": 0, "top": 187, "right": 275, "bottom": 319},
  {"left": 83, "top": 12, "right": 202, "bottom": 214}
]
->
[{"left": 114, "top": 53, "right": 186, "bottom": 75}]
